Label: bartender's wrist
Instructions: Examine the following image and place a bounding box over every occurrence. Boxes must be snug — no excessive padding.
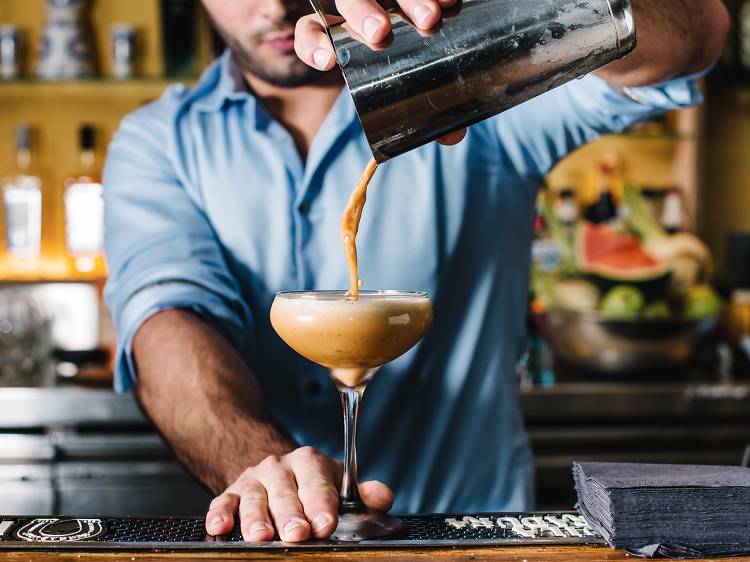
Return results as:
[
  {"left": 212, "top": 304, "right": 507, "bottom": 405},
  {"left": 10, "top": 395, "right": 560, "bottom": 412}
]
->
[{"left": 217, "top": 432, "right": 299, "bottom": 492}]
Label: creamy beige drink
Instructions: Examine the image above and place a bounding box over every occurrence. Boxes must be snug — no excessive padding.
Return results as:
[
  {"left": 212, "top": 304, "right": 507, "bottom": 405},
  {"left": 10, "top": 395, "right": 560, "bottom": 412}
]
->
[
  {"left": 270, "top": 291, "right": 432, "bottom": 388},
  {"left": 340, "top": 158, "right": 379, "bottom": 299},
  {"left": 269, "top": 162, "right": 432, "bottom": 542}
]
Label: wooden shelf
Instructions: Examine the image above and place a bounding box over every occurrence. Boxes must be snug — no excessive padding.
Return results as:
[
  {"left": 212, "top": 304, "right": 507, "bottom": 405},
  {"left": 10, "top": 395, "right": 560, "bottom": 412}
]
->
[
  {"left": 612, "top": 130, "right": 695, "bottom": 141},
  {"left": 0, "top": 277, "right": 106, "bottom": 285},
  {"left": 0, "top": 78, "right": 196, "bottom": 100},
  {"left": 0, "top": 257, "right": 106, "bottom": 285}
]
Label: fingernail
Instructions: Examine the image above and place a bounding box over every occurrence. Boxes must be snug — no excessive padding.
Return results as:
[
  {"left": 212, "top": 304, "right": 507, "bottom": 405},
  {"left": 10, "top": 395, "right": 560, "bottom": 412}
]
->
[
  {"left": 413, "top": 4, "right": 433, "bottom": 27},
  {"left": 312, "top": 514, "right": 332, "bottom": 533},
  {"left": 363, "top": 16, "right": 382, "bottom": 41},
  {"left": 283, "top": 518, "right": 307, "bottom": 537},
  {"left": 250, "top": 522, "right": 271, "bottom": 536},
  {"left": 312, "top": 48, "right": 332, "bottom": 69},
  {"left": 209, "top": 516, "right": 223, "bottom": 534}
]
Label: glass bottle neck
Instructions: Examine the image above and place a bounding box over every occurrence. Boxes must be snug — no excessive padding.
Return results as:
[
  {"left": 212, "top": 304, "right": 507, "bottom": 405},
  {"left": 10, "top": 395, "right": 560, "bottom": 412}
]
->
[
  {"left": 17, "top": 148, "right": 31, "bottom": 171},
  {"left": 80, "top": 149, "right": 96, "bottom": 169}
]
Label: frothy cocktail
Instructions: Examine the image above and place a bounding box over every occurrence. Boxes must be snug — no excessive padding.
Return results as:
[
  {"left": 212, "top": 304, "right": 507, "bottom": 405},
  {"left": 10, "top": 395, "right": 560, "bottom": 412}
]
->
[
  {"left": 269, "top": 159, "right": 432, "bottom": 541},
  {"left": 270, "top": 291, "right": 433, "bottom": 389}
]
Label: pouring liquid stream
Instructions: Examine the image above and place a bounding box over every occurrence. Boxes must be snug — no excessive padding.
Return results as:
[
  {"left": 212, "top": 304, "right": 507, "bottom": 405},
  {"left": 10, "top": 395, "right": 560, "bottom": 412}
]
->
[{"left": 340, "top": 158, "right": 379, "bottom": 299}]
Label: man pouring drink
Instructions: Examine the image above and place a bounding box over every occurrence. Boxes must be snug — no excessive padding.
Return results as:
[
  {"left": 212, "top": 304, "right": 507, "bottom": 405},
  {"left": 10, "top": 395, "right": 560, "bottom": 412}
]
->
[{"left": 103, "top": 0, "right": 728, "bottom": 544}]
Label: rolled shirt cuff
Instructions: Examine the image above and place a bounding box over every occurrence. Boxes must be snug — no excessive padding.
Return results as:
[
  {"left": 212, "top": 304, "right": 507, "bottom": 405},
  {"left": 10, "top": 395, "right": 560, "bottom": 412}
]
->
[
  {"left": 114, "top": 280, "right": 253, "bottom": 393},
  {"left": 619, "top": 65, "right": 712, "bottom": 109},
  {"left": 571, "top": 67, "right": 707, "bottom": 133}
]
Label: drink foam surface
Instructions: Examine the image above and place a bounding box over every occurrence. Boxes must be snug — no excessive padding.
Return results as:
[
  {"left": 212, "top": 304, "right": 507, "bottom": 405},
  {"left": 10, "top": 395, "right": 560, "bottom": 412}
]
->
[{"left": 271, "top": 292, "right": 432, "bottom": 387}]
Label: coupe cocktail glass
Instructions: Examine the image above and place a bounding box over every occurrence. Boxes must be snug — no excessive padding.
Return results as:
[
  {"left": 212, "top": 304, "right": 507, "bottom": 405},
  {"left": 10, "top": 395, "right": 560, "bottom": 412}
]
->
[{"left": 270, "top": 291, "right": 433, "bottom": 541}]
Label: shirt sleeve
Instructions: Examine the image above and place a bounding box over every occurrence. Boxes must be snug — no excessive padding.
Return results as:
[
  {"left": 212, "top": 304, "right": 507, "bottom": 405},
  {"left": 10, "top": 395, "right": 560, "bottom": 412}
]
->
[
  {"left": 103, "top": 88, "right": 253, "bottom": 393},
  {"left": 488, "top": 70, "right": 706, "bottom": 184}
]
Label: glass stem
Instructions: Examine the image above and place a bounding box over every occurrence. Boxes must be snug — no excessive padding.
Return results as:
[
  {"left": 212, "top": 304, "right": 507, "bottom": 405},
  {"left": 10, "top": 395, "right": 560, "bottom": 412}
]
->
[{"left": 338, "top": 385, "right": 366, "bottom": 513}]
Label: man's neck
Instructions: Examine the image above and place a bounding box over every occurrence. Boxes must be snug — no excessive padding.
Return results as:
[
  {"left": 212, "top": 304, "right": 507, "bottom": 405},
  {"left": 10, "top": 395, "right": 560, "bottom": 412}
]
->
[{"left": 243, "top": 71, "right": 345, "bottom": 161}]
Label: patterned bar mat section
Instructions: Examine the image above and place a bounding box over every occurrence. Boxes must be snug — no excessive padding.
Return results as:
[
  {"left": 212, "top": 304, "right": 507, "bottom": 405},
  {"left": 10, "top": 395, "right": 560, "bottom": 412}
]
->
[{"left": 0, "top": 512, "right": 604, "bottom": 550}]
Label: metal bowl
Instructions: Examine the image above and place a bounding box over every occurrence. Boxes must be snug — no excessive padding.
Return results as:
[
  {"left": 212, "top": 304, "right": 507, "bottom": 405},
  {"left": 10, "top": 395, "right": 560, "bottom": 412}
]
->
[{"left": 534, "top": 310, "right": 717, "bottom": 375}]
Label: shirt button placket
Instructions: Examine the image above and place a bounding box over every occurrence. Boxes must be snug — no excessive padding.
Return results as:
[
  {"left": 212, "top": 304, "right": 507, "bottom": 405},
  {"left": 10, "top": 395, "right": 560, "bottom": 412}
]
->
[{"left": 295, "top": 186, "right": 315, "bottom": 288}]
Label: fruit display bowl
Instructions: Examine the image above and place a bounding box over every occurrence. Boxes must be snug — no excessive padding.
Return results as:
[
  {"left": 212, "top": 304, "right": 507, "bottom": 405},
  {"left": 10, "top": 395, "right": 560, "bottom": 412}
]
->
[{"left": 534, "top": 310, "right": 717, "bottom": 375}]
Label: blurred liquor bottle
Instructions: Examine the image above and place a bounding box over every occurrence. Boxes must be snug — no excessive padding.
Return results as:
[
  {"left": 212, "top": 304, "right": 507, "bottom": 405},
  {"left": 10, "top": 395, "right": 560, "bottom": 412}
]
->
[
  {"left": 36, "top": 0, "right": 96, "bottom": 80},
  {"left": 717, "top": 0, "right": 750, "bottom": 83},
  {"left": 1, "top": 125, "right": 43, "bottom": 273},
  {"left": 63, "top": 125, "right": 105, "bottom": 278},
  {"left": 161, "top": 0, "right": 197, "bottom": 77},
  {"left": 660, "top": 187, "right": 686, "bottom": 234},
  {"left": 555, "top": 188, "right": 579, "bottom": 230},
  {"left": 584, "top": 155, "right": 620, "bottom": 225}
]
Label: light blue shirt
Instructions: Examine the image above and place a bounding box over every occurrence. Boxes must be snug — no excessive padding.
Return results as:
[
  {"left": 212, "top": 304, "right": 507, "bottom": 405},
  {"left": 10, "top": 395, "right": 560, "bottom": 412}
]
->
[{"left": 104, "top": 50, "right": 703, "bottom": 514}]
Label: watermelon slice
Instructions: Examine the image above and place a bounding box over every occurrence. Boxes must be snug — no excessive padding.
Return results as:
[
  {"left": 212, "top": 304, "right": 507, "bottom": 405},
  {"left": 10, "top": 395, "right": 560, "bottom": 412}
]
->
[{"left": 577, "top": 222, "right": 667, "bottom": 281}]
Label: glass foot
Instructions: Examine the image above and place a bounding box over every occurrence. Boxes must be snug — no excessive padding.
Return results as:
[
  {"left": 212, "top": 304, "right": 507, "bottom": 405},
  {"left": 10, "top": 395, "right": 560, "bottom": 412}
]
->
[{"left": 332, "top": 510, "right": 408, "bottom": 542}]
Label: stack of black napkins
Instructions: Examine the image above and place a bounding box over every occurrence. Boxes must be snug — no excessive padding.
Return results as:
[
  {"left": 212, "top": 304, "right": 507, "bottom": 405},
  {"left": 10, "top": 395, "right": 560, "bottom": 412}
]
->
[{"left": 573, "top": 462, "right": 750, "bottom": 559}]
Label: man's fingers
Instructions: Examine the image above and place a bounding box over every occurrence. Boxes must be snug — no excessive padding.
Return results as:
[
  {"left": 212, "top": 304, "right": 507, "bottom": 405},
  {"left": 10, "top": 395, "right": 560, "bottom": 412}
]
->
[
  {"left": 395, "top": 0, "right": 442, "bottom": 29},
  {"left": 237, "top": 482, "right": 275, "bottom": 543},
  {"left": 335, "top": 0, "right": 391, "bottom": 43},
  {"left": 295, "top": 14, "right": 338, "bottom": 71},
  {"left": 438, "top": 128, "right": 468, "bottom": 145},
  {"left": 289, "top": 447, "right": 340, "bottom": 539},
  {"left": 258, "top": 457, "right": 311, "bottom": 542},
  {"left": 359, "top": 480, "right": 395, "bottom": 512},
  {"left": 296, "top": 0, "right": 452, "bottom": 70},
  {"left": 205, "top": 492, "right": 239, "bottom": 536},
  {"left": 206, "top": 451, "right": 396, "bottom": 547}
]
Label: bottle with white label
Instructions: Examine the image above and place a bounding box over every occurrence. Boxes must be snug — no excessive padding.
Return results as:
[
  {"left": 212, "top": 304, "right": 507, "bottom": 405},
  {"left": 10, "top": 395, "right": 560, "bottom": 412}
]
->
[
  {"left": 660, "top": 186, "right": 685, "bottom": 234},
  {"left": 1, "top": 124, "right": 43, "bottom": 270},
  {"left": 64, "top": 124, "right": 105, "bottom": 277},
  {"left": 555, "top": 188, "right": 579, "bottom": 229}
]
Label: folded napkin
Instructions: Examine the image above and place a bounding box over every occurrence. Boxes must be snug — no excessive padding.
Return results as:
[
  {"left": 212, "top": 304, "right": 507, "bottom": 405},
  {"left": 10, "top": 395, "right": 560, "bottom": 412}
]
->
[{"left": 573, "top": 462, "right": 750, "bottom": 559}]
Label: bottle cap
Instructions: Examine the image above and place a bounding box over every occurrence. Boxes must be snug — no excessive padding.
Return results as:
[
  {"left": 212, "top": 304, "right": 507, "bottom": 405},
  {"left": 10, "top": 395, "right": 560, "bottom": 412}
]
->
[
  {"left": 79, "top": 124, "right": 96, "bottom": 151},
  {"left": 15, "top": 124, "right": 31, "bottom": 151}
]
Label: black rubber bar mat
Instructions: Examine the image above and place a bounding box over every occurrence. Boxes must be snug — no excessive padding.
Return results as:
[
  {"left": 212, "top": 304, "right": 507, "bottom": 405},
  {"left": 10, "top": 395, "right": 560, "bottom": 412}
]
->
[{"left": 0, "top": 512, "right": 604, "bottom": 550}]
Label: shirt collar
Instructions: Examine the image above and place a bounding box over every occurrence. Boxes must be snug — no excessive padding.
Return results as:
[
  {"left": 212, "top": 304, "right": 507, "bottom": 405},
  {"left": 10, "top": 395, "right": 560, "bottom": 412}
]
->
[
  {"left": 191, "top": 50, "right": 254, "bottom": 114},
  {"left": 190, "top": 49, "right": 360, "bottom": 133}
]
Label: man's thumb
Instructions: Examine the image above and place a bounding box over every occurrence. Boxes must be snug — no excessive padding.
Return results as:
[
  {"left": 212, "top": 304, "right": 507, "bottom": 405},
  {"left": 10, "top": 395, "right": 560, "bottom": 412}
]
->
[{"left": 358, "top": 481, "right": 394, "bottom": 512}]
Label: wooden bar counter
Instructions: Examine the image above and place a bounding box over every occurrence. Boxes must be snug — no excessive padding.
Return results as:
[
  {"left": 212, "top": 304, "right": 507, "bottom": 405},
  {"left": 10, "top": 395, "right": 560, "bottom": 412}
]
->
[
  {"left": 3, "top": 547, "right": 750, "bottom": 562},
  {"left": 3, "top": 513, "right": 747, "bottom": 561}
]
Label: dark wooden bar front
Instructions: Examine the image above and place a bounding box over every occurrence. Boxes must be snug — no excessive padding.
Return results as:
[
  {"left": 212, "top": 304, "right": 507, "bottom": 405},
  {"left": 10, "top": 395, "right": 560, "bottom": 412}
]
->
[{"left": 2, "top": 547, "right": 750, "bottom": 562}]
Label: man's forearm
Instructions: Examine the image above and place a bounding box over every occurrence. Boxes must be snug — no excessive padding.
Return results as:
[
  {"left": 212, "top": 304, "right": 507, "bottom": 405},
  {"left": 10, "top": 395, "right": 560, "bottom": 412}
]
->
[
  {"left": 132, "top": 309, "right": 296, "bottom": 493},
  {"left": 595, "top": 0, "right": 730, "bottom": 87}
]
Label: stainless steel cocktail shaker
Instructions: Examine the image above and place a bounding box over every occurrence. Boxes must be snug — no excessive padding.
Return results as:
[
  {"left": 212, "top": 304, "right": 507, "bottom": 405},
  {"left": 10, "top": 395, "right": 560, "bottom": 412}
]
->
[{"left": 315, "top": 0, "right": 636, "bottom": 162}]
